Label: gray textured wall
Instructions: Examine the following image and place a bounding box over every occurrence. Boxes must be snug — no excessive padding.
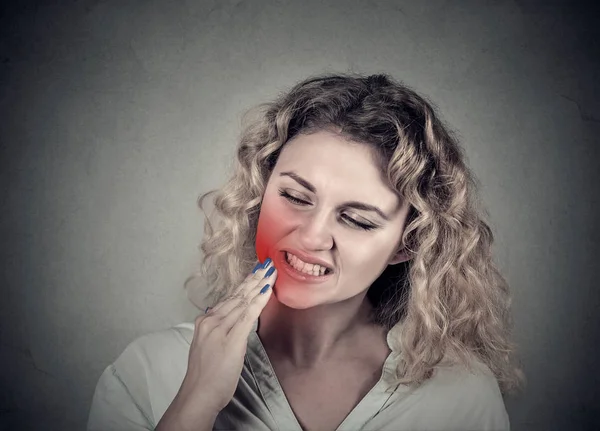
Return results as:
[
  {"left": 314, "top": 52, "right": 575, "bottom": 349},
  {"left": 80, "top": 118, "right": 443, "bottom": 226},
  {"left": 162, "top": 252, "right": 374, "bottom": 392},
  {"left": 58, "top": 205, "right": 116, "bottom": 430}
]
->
[{"left": 1, "top": 1, "right": 598, "bottom": 430}]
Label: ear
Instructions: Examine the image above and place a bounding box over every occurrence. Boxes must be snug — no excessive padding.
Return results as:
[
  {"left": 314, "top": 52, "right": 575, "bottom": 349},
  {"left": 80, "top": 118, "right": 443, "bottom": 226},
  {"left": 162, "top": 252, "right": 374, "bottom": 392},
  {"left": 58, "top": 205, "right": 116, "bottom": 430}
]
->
[{"left": 388, "top": 247, "right": 412, "bottom": 265}]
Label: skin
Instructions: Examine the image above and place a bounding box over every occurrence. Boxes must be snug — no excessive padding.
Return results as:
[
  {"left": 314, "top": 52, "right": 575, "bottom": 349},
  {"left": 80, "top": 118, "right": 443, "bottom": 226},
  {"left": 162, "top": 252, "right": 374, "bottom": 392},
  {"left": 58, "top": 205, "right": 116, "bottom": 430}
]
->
[{"left": 255, "top": 130, "right": 412, "bottom": 369}]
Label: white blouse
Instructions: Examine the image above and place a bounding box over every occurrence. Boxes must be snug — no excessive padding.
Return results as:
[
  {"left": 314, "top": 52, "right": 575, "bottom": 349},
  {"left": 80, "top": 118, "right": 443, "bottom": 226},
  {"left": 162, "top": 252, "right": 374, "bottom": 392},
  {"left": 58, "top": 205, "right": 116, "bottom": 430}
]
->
[{"left": 88, "top": 320, "right": 510, "bottom": 430}]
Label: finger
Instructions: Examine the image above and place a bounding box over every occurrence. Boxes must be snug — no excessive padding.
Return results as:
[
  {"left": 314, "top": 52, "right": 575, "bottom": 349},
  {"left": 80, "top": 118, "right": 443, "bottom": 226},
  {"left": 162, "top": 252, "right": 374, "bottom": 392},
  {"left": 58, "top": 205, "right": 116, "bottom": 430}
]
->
[
  {"left": 231, "top": 258, "right": 274, "bottom": 296},
  {"left": 191, "top": 262, "right": 270, "bottom": 337},
  {"left": 212, "top": 266, "right": 275, "bottom": 320},
  {"left": 219, "top": 267, "right": 277, "bottom": 334},
  {"left": 228, "top": 281, "right": 273, "bottom": 342},
  {"left": 209, "top": 260, "right": 274, "bottom": 316},
  {"left": 194, "top": 267, "right": 276, "bottom": 344},
  {"left": 211, "top": 259, "right": 271, "bottom": 309}
]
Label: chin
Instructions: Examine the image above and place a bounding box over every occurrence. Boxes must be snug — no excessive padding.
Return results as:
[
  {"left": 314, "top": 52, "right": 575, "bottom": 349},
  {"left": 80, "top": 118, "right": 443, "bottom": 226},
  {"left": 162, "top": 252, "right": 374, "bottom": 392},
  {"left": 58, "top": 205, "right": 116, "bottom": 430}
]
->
[{"left": 272, "top": 283, "right": 320, "bottom": 310}]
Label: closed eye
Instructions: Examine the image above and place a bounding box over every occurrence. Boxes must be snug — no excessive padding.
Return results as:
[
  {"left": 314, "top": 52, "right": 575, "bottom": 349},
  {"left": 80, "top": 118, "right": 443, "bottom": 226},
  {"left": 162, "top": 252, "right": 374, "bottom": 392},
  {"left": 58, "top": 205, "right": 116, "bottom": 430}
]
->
[
  {"left": 280, "top": 191, "right": 307, "bottom": 206},
  {"left": 278, "top": 189, "right": 377, "bottom": 231}
]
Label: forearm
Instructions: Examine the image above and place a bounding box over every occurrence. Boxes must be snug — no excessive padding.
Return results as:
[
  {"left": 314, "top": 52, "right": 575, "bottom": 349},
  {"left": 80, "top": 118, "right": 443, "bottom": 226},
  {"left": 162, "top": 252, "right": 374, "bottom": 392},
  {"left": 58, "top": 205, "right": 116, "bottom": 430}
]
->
[
  {"left": 155, "top": 414, "right": 216, "bottom": 431},
  {"left": 155, "top": 394, "right": 219, "bottom": 431}
]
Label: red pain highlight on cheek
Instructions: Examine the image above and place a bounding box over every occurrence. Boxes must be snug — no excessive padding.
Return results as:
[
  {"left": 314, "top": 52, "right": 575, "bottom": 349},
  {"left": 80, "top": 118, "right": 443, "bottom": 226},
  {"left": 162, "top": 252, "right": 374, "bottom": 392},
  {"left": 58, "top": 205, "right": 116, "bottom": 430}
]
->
[
  {"left": 255, "top": 209, "right": 281, "bottom": 264},
  {"left": 255, "top": 233, "right": 270, "bottom": 265}
]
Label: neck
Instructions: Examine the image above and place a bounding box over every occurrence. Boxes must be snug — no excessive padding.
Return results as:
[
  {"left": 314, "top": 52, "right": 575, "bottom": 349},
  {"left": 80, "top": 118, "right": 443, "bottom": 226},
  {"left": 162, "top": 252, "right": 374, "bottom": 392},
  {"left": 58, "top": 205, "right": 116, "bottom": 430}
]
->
[{"left": 257, "top": 292, "right": 383, "bottom": 369}]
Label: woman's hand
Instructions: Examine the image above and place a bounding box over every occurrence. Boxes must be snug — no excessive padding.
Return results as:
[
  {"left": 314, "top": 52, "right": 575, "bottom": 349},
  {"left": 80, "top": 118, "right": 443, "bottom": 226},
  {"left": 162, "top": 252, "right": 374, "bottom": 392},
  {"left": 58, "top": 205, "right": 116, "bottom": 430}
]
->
[{"left": 156, "top": 259, "right": 277, "bottom": 431}]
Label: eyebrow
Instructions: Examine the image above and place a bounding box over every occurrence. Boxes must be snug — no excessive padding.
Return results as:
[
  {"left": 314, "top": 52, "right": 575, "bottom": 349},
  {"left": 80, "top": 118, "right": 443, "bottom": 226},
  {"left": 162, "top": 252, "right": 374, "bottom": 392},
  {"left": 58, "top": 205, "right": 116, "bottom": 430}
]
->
[{"left": 279, "top": 171, "right": 391, "bottom": 221}]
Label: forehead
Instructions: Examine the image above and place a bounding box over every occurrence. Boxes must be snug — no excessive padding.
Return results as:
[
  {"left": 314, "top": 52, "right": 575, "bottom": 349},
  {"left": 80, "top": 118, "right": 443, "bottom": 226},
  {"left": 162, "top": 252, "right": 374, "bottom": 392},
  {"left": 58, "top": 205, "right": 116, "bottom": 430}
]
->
[{"left": 274, "top": 131, "right": 400, "bottom": 209}]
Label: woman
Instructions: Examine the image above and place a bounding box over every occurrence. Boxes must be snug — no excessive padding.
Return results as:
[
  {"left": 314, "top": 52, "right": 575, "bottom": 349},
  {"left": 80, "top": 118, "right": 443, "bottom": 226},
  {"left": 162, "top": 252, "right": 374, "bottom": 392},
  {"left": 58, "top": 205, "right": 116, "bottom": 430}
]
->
[{"left": 88, "top": 74, "right": 525, "bottom": 431}]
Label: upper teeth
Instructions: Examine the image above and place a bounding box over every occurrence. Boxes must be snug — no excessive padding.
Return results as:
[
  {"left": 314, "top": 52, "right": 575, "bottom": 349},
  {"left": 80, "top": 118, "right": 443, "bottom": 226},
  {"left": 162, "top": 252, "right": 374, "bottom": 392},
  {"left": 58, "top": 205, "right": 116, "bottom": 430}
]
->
[{"left": 285, "top": 252, "right": 329, "bottom": 276}]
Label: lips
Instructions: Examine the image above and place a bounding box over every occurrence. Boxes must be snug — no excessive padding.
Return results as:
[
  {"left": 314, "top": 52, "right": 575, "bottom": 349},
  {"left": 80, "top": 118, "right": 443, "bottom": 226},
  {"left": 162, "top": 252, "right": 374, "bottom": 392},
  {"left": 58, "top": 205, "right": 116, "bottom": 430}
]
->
[{"left": 281, "top": 248, "right": 334, "bottom": 273}]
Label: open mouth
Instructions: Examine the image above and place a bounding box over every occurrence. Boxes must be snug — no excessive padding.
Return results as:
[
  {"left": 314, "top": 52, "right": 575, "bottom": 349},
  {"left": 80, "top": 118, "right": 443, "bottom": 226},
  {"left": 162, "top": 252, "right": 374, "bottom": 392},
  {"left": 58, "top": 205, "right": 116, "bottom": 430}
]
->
[{"left": 283, "top": 251, "right": 333, "bottom": 276}]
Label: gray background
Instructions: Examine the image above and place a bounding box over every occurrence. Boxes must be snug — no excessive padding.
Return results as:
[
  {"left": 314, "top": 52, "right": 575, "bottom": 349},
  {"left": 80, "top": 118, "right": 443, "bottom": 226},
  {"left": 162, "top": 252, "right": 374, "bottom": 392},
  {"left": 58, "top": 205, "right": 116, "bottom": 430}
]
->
[{"left": 1, "top": 0, "right": 598, "bottom": 430}]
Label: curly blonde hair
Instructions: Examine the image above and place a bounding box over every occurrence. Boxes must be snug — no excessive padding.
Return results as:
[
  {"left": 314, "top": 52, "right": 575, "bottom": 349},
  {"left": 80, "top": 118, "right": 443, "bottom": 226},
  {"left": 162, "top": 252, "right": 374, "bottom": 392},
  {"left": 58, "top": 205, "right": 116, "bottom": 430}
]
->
[{"left": 185, "top": 73, "right": 526, "bottom": 396}]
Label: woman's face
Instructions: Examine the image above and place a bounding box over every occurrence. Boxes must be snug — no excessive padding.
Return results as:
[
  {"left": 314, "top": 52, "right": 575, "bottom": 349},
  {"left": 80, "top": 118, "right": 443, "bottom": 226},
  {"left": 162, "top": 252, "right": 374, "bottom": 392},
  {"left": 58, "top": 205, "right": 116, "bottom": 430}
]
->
[{"left": 255, "top": 130, "right": 412, "bottom": 309}]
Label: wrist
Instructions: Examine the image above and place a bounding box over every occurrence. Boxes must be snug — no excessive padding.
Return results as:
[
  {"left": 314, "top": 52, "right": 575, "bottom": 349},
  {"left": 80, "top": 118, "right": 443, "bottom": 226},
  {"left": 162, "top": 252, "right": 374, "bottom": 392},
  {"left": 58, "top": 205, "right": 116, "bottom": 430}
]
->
[{"left": 157, "top": 393, "right": 220, "bottom": 431}]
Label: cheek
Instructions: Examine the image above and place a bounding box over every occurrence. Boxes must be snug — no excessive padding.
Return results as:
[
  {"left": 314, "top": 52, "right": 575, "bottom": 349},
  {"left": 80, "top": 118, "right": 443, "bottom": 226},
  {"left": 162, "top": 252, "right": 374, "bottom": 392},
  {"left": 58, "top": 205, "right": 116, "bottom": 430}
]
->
[
  {"left": 255, "top": 217, "right": 273, "bottom": 263},
  {"left": 255, "top": 200, "right": 295, "bottom": 262},
  {"left": 348, "top": 236, "right": 400, "bottom": 273}
]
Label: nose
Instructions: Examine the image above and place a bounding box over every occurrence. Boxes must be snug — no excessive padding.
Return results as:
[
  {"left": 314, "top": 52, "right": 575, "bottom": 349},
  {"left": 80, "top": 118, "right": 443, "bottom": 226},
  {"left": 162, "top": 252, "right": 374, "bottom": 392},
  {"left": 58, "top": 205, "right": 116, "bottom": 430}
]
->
[{"left": 297, "top": 211, "right": 334, "bottom": 250}]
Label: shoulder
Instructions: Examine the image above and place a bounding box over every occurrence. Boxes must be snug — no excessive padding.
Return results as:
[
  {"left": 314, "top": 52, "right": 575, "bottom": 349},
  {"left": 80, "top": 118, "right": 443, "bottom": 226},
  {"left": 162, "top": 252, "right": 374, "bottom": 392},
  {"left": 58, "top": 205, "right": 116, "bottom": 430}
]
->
[
  {"left": 110, "top": 323, "right": 193, "bottom": 373},
  {"left": 112, "top": 322, "right": 194, "bottom": 386},
  {"left": 422, "top": 359, "right": 510, "bottom": 430},
  {"left": 431, "top": 358, "right": 503, "bottom": 395},
  {"left": 107, "top": 324, "right": 194, "bottom": 413},
  {"left": 88, "top": 323, "right": 196, "bottom": 429},
  {"left": 115, "top": 323, "right": 194, "bottom": 365}
]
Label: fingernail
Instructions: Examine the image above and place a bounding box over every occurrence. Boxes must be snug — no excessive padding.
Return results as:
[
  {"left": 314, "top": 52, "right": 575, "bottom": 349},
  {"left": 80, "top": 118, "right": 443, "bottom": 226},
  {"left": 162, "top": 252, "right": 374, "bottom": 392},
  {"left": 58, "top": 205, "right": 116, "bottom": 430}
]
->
[
  {"left": 264, "top": 267, "right": 275, "bottom": 278},
  {"left": 252, "top": 262, "right": 262, "bottom": 273},
  {"left": 260, "top": 284, "right": 270, "bottom": 294},
  {"left": 262, "top": 258, "right": 272, "bottom": 268}
]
